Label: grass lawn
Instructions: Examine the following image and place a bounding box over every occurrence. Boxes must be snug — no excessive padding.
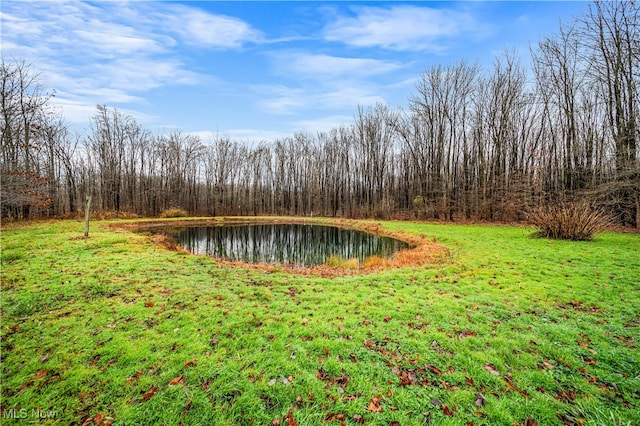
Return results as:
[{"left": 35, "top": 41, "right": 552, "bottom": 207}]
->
[{"left": 1, "top": 218, "right": 638, "bottom": 425}]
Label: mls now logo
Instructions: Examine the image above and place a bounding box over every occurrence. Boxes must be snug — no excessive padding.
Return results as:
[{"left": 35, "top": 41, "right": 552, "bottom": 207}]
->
[
  {"left": 3, "top": 409, "right": 28, "bottom": 419},
  {"left": 3, "top": 408, "right": 58, "bottom": 419}
]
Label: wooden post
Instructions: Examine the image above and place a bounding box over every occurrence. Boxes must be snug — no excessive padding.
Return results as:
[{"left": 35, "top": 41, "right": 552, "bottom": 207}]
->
[{"left": 84, "top": 196, "right": 92, "bottom": 237}]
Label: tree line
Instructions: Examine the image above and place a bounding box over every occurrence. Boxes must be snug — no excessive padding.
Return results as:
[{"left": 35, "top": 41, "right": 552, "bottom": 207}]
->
[{"left": 2, "top": 1, "right": 638, "bottom": 226}]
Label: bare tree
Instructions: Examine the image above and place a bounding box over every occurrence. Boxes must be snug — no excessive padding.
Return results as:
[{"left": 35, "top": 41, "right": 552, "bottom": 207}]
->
[
  {"left": 1, "top": 58, "right": 63, "bottom": 219},
  {"left": 579, "top": 0, "right": 640, "bottom": 226}
]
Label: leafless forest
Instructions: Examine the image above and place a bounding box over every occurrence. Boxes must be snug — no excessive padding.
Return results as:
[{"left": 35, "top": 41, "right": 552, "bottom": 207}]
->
[{"left": 2, "top": 2, "right": 638, "bottom": 226}]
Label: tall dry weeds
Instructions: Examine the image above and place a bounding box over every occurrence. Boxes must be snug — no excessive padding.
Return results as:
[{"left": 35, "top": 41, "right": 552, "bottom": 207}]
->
[{"left": 529, "top": 200, "right": 612, "bottom": 241}]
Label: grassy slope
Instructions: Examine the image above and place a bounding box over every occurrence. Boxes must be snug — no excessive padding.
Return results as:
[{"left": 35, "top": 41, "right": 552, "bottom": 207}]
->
[{"left": 1, "top": 219, "right": 638, "bottom": 425}]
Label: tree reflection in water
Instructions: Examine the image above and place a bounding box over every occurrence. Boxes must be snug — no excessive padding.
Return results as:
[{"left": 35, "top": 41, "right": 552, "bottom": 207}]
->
[{"left": 172, "top": 224, "right": 409, "bottom": 266}]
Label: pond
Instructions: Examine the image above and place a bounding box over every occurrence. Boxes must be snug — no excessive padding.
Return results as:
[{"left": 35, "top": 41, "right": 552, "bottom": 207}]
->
[{"left": 158, "top": 223, "right": 410, "bottom": 267}]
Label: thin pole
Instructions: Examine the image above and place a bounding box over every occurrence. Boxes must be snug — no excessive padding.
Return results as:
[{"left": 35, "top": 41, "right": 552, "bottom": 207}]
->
[{"left": 84, "top": 196, "right": 92, "bottom": 237}]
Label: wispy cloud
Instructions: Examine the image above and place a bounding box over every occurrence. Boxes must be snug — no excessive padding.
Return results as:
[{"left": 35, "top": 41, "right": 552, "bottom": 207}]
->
[
  {"left": 255, "top": 81, "right": 386, "bottom": 116},
  {"left": 186, "top": 129, "right": 290, "bottom": 144},
  {"left": 165, "top": 5, "right": 262, "bottom": 48},
  {"left": 1, "top": 1, "right": 260, "bottom": 125},
  {"left": 317, "top": 84, "right": 386, "bottom": 110},
  {"left": 1, "top": 0, "right": 560, "bottom": 140},
  {"left": 277, "top": 52, "right": 402, "bottom": 80},
  {"left": 55, "top": 98, "right": 159, "bottom": 128},
  {"left": 254, "top": 85, "right": 308, "bottom": 115},
  {"left": 289, "top": 115, "right": 354, "bottom": 133},
  {"left": 258, "top": 49, "right": 400, "bottom": 116},
  {"left": 224, "top": 128, "right": 290, "bottom": 143},
  {"left": 71, "top": 30, "right": 163, "bottom": 56},
  {"left": 323, "top": 5, "right": 487, "bottom": 52}
]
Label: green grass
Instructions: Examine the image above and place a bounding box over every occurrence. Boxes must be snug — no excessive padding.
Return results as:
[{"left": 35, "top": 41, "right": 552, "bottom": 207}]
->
[{"left": 1, "top": 218, "right": 638, "bottom": 425}]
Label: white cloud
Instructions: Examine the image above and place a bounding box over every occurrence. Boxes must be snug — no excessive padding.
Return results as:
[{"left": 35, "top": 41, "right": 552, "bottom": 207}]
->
[
  {"left": 255, "top": 85, "right": 308, "bottom": 115},
  {"left": 0, "top": 10, "right": 43, "bottom": 36},
  {"left": 254, "top": 82, "right": 387, "bottom": 116},
  {"left": 186, "top": 129, "right": 290, "bottom": 144},
  {"left": 71, "top": 30, "right": 163, "bottom": 55},
  {"left": 225, "top": 128, "right": 290, "bottom": 143},
  {"left": 324, "top": 5, "right": 484, "bottom": 51},
  {"left": 166, "top": 6, "right": 261, "bottom": 48},
  {"left": 50, "top": 98, "right": 100, "bottom": 126},
  {"left": 281, "top": 53, "right": 402, "bottom": 79},
  {"left": 89, "top": 58, "right": 200, "bottom": 91},
  {"left": 52, "top": 97, "right": 158, "bottom": 129},
  {"left": 260, "top": 51, "right": 401, "bottom": 116},
  {"left": 0, "top": 0, "right": 259, "bottom": 126},
  {"left": 289, "top": 115, "right": 354, "bottom": 133},
  {"left": 318, "top": 86, "right": 386, "bottom": 110}
]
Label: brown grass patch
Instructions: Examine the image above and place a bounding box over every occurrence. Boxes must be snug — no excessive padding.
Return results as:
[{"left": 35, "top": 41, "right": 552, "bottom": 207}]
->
[
  {"left": 362, "top": 255, "right": 385, "bottom": 269},
  {"left": 93, "top": 210, "right": 139, "bottom": 220},
  {"left": 150, "top": 234, "right": 181, "bottom": 251}
]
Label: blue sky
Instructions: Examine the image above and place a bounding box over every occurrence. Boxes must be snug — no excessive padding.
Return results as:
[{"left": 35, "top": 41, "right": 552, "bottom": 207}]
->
[{"left": 1, "top": 1, "right": 588, "bottom": 142}]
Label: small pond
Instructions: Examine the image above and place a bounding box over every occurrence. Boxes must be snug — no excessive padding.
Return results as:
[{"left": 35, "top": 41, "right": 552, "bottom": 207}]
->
[{"left": 157, "top": 223, "right": 410, "bottom": 267}]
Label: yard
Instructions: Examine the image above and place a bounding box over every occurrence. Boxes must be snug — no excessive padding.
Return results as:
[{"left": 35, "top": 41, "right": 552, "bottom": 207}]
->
[{"left": 1, "top": 219, "right": 638, "bottom": 425}]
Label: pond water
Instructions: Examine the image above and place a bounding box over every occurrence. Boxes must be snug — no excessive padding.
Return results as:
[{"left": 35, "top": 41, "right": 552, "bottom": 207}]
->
[{"left": 160, "top": 223, "right": 409, "bottom": 267}]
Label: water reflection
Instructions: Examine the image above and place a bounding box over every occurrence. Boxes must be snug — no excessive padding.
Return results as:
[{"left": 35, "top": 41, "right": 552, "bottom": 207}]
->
[{"left": 169, "top": 223, "right": 409, "bottom": 266}]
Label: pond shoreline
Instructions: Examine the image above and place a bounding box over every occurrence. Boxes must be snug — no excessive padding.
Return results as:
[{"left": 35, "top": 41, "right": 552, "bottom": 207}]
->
[{"left": 110, "top": 216, "right": 449, "bottom": 276}]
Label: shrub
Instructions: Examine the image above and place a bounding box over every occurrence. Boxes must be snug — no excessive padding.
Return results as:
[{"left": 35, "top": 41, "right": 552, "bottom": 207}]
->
[
  {"left": 529, "top": 200, "right": 612, "bottom": 241},
  {"left": 160, "top": 208, "right": 189, "bottom": 218},
  {"left": 325, "top": 255, "right": 359, "bottom": 269}
]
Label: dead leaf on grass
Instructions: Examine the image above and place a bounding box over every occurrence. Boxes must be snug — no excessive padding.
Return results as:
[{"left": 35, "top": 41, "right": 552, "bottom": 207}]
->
[
  {"left": 426, "top": 364, "right": 442, "bottom": 375},
  {"left": 326, "top": 413, "right": 346, "bottom": 421},
  {"left": 368, "top": 396, "right": 383, "bottom": 412},
  {"left": 554, "top": 389, "right": 577, "bottom": 403},
  {"left": 34, "top": 369, "right": 48, "bottom": 379},
  {"left": 458, "top": 329, "right": 477, "bottom": 338},
  {"left": 169, "top": 376, "right": 184, "bottom": 386},
  {"left": 484, "top": 364, "right": 500, "bottom": 376},
  {"left": 94, "top": 413, "right": 105, "bottom": 425},
  {"left": 284, "top": 407, "right": 297, "bottom": 426},
  {"left": 399, "top": 370, "right": 418, "bottom": 386},
  {"left": 505, "top": 375, "right": 528, "bottom": 396},
  {"left": 541, "top": 361, "right": 554, "bottom": 370},
  {"left": 140, "top": 386, "right": 158, "bottom": 402},
  {"left": 316, "top": 368, "right": 328, "bottom": 381},
  {"left": 441, "top": 404, "right": 456, "bottom": 417}
]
